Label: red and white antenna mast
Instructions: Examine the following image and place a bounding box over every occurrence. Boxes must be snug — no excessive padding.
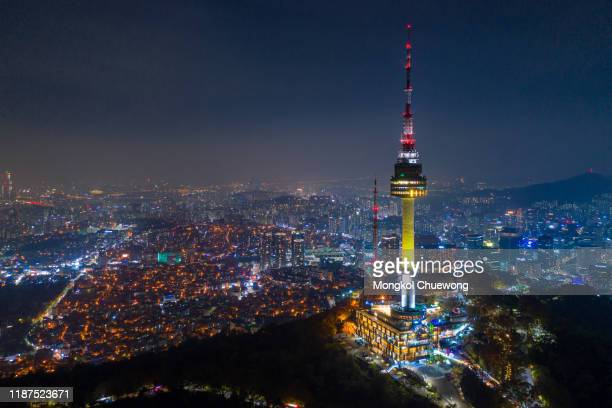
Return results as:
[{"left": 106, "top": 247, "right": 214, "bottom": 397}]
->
[
  {"left": 372, "top": 177, "right": 379, "bottom": 261},
  {"left": 399, "top": 24, "right": 418, "bottom": 162}
]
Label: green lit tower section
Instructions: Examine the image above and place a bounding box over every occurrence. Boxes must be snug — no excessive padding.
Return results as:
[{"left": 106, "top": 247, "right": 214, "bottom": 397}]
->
[{"left": 390, "top": 24, "right": 427, "bottom": 309}]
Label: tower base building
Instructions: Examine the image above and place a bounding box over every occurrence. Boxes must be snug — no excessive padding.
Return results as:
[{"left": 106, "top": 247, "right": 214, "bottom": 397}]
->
[{"left": 356, "top": 303, "right": 468, "bottom": 364}]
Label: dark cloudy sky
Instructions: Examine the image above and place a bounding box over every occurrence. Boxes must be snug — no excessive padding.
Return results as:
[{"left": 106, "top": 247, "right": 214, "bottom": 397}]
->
[{"left": 1, "top": 0, "right": 611, "bottom": 186}]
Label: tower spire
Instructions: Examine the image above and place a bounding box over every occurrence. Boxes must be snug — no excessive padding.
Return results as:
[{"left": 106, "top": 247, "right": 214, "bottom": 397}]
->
[{"left": 400, "top": 24, "right": 417, "bottom": 158}]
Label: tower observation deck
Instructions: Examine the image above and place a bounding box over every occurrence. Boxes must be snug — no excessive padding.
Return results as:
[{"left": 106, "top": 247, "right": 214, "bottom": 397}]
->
[{"left": 390, "top": 24, "right": 427, "bottom": 309}]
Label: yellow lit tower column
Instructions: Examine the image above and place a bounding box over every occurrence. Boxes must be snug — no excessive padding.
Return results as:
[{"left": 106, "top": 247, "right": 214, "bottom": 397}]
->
[{"left": 390, "top": 24, "right": 427, "bottom": 309}]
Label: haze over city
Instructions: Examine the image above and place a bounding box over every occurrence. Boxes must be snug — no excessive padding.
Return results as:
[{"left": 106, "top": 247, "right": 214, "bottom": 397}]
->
[{"left": 2, "top": 0, "right": 611, "bottom": 187}]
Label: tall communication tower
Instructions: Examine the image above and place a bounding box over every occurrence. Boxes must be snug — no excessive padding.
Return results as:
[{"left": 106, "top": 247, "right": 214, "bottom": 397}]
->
[
  {"left": 390, "top": 24, "right": 427, "bottom": 309},
  {"left": 372, "top": 178, "right": 379, "bottom": 262}
]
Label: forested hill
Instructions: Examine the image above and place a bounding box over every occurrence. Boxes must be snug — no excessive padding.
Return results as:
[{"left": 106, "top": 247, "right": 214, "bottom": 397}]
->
[{"left": 2, "top": 307, "right": 434, "bottom": 408}]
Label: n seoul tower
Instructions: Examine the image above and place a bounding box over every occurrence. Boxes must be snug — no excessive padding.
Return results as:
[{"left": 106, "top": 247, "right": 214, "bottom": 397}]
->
[{"left": 390, "top": 24, "right": 427, "bottom": 309}]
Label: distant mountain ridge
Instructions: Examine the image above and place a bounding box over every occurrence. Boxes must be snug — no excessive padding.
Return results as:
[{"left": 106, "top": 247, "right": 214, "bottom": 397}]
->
[{"left": 478, "top": 173, "right": 612, "bottom": 205}]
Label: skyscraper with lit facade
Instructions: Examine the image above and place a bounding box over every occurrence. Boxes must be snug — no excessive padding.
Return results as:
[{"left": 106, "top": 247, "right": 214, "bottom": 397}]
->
[
  {"left": 291, "top": 230, "right": 305, "bottom": 267},
  {"left": 1, "top": 171, "right": 13, "bottom": 201},
  {"left": 260, "top": 231, "right": 273, "bottom": 270}
]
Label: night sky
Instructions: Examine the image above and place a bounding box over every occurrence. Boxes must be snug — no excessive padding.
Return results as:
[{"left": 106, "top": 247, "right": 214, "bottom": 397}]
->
[{"left": 1, "top": 0, "right": 611, "bottom": 187}]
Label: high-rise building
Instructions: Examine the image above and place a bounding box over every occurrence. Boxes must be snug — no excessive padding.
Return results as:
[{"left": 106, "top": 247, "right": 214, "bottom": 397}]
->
[
  {"left": 272, "top": 232, "right": 288, "bottom": 268},
  {"left": 499, "top": 227, "right": 520, "bottom": 249},
  {"left": 328, "top": 216, "right": 345, "bottom": 235},
  {"left": 1, "top": 171, "right": 13, "bottom": 201},
  {"left": 380, "top": 234, "right": 400, "bottom": 261},
  {"left": 291, "top": 230, "right": 305, "bottom": 267},
  {"left": 260, "top": 230, "right": 292, "bottom": 269},
  {"left": 260, "top": 232, "right": 274, "bottom": 270}
]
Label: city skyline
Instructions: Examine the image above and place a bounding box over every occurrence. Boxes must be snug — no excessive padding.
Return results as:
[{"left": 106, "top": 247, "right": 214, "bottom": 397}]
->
[
  {"left": 1, "top": 0, "right": 611, "bottom": 187},
  {"left": 0, "top": 3, "right": 610, "bottom": 405}
]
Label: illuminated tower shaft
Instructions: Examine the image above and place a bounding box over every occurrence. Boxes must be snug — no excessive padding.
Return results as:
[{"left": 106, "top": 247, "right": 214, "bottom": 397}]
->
[
  {"left": 401, "top": 198, "right": 415, "bottom": 308},
  {"left": 390, "top": 24, "right": 426, "bottom": 309}
]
